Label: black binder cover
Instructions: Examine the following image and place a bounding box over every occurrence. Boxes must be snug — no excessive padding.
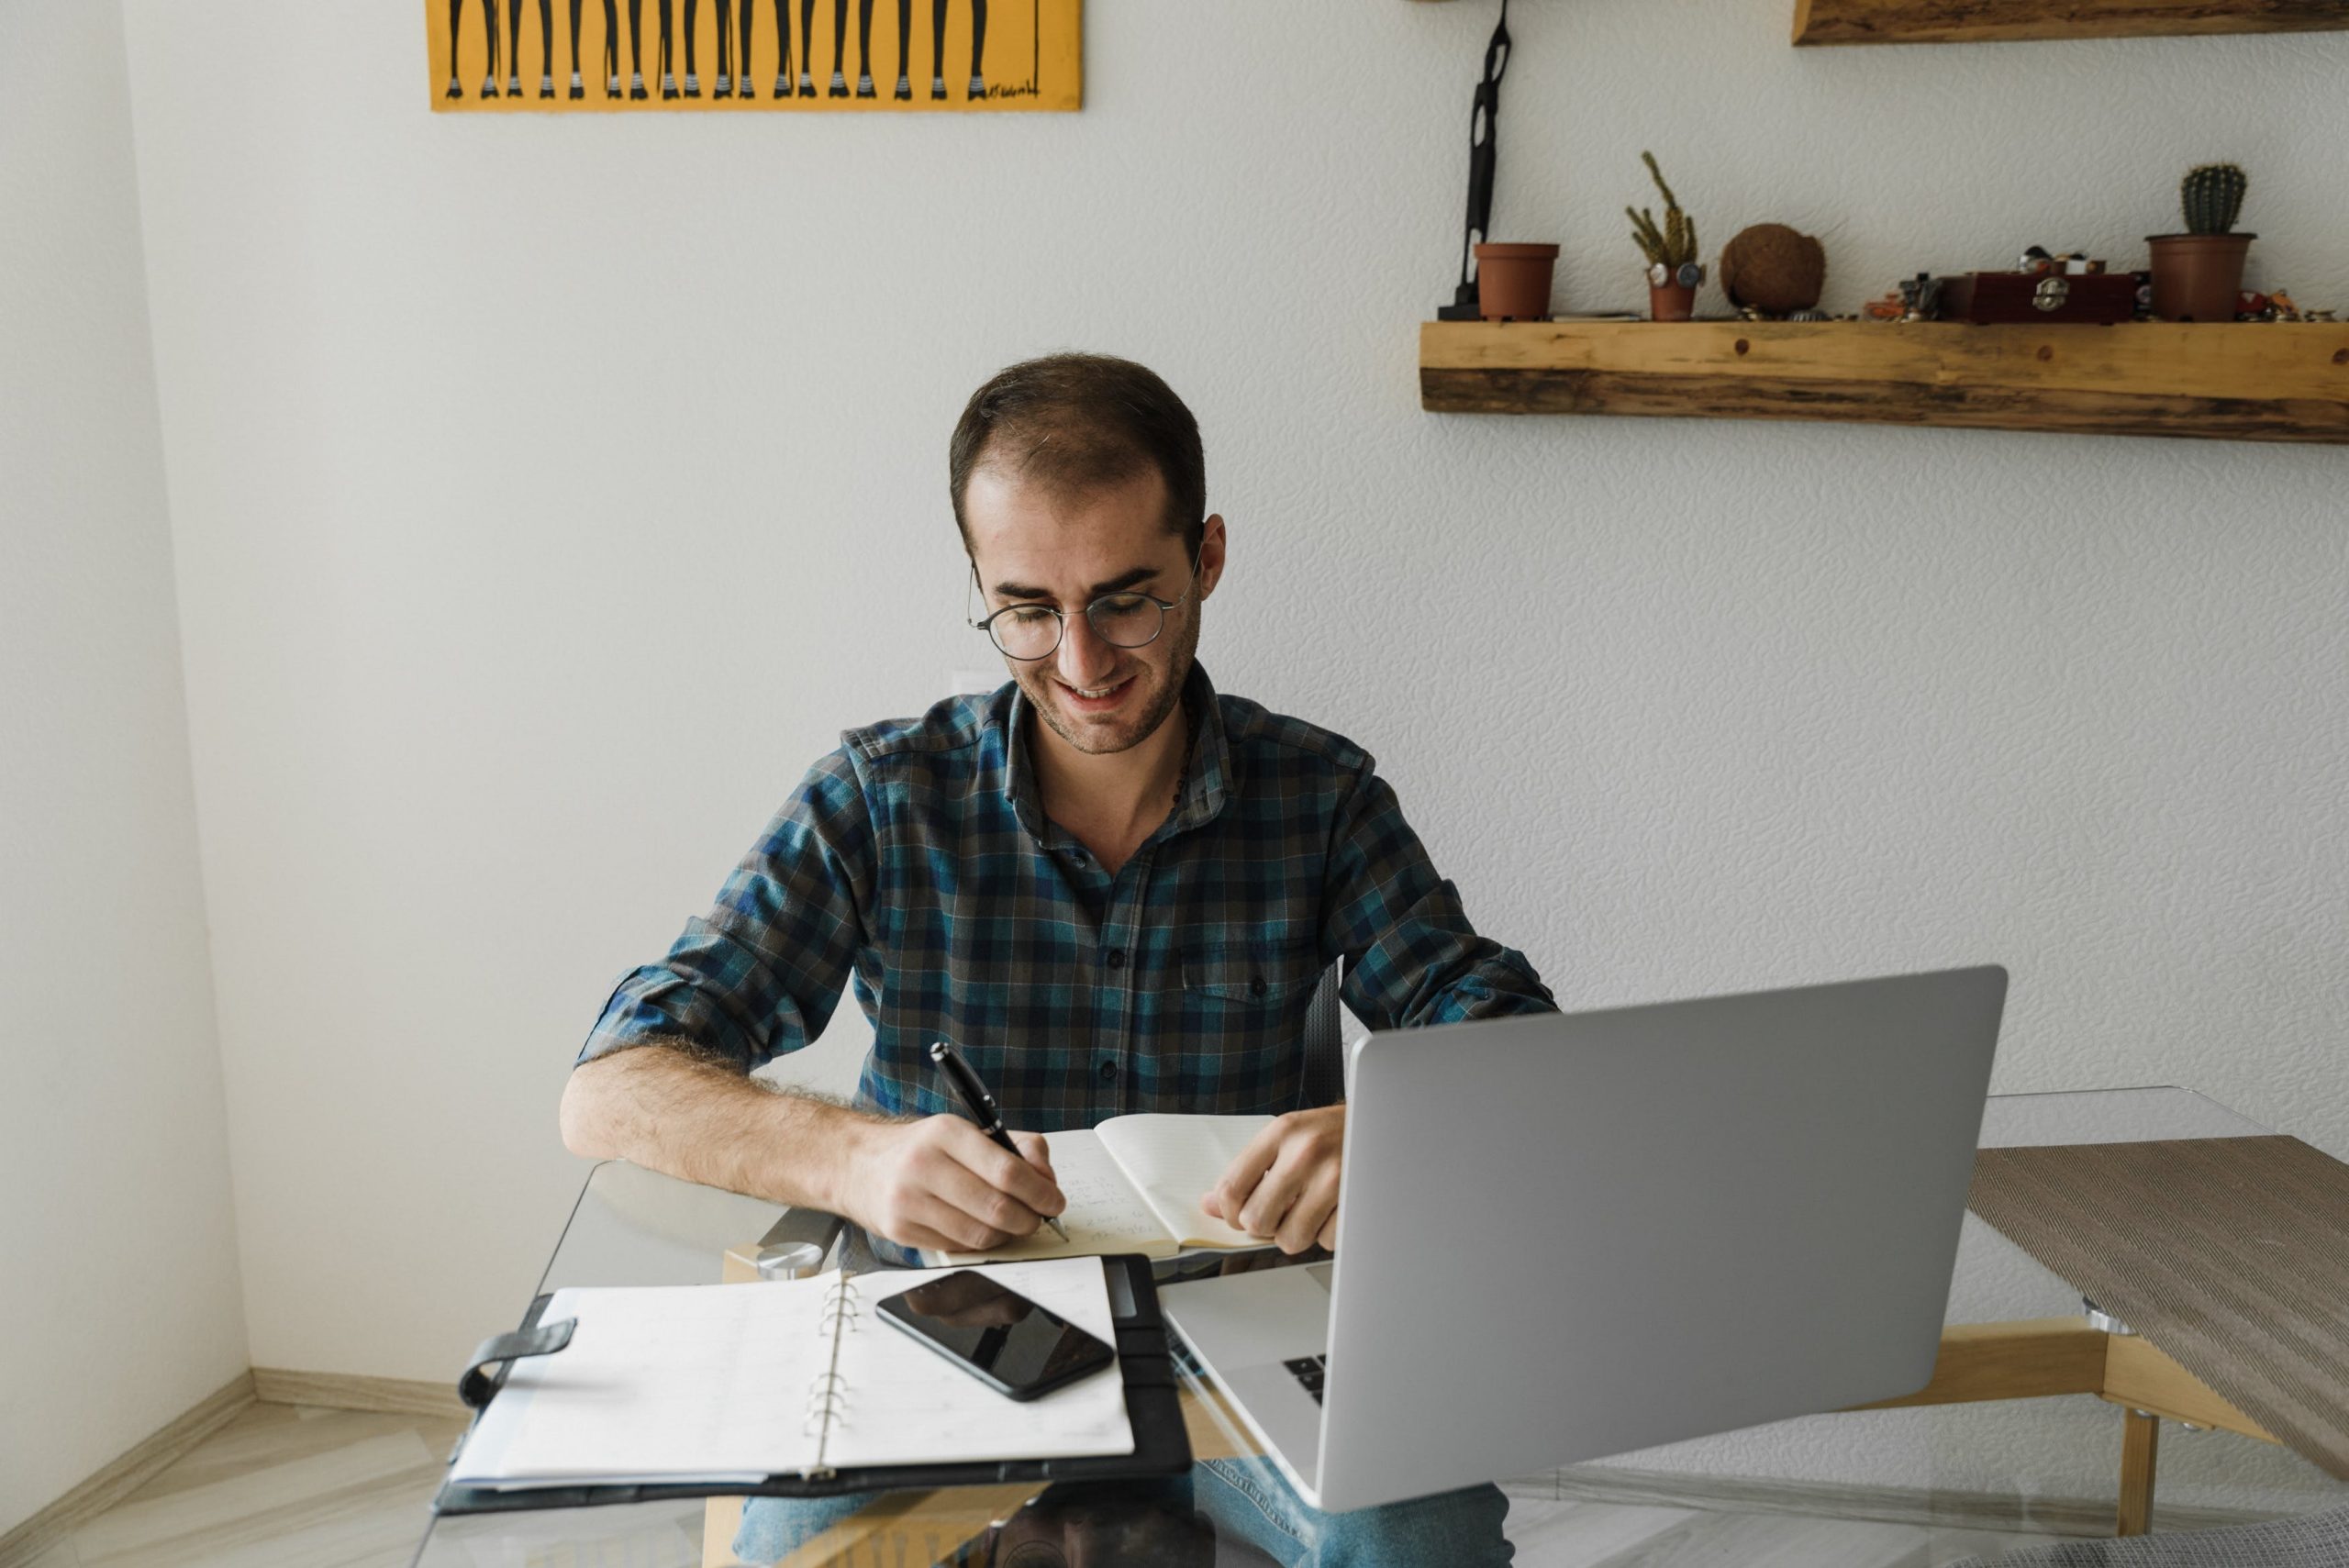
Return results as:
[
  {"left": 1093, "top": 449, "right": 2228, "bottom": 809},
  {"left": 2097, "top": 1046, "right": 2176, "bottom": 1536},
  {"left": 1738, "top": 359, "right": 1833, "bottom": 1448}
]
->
[{"left": 432, "top": 1254, "right": 1192, "bottom": 1515}]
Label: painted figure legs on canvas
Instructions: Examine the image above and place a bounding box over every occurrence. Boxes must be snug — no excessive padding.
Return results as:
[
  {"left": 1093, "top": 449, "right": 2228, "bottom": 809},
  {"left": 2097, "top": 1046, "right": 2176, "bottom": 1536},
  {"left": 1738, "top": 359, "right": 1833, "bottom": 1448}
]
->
[
  {"left": 779, "top": 0, "right": 807, "bottom": 97},
  {"left": 779, "top": 0, "right": 807, "bottom": 95},
  {"left": 828, "top": 0, "right": 852, "bottom": 96},
  {"left": 565, "top": 0, "right": 598, "bottom": 95},
  {"left": 713, "top": 0, "right": 739, "bottom": 96},
  {"left": 562, "top": 0, "right": 622, "bottom": 96},
  {"left": 431, "top": 0, "right": 1069, "bottom": 109},
  {"left": 505, "top": 0, "right": 555, "bottom": 97},
  {"left": 741, "top": 0, "right": 761, "bottom": 96},
  {"left": 472, "top": 0, "right": 502, "bottom": 97},
  {"left": 851, "top": 0, "right": 912, "bottom": 98},
  {"left": 930, "top": 0, "right": 985, "bottom": 100},
  {"left": 596, "top": 0, "right": 622, "bottom": 95}
]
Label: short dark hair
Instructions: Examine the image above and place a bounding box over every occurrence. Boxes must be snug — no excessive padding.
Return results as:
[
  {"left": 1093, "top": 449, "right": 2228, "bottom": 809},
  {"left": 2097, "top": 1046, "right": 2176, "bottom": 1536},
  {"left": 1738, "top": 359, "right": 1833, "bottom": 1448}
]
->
[{"left": 949, "top": 353, "right": 1206, "bottom": 562}]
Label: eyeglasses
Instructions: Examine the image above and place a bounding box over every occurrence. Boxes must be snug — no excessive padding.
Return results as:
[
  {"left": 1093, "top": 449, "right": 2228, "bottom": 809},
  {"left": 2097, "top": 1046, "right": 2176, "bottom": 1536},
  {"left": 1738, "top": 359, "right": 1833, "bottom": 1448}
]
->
[{"left": 969, "top": 552, "right": 1203, "bottom": 662}]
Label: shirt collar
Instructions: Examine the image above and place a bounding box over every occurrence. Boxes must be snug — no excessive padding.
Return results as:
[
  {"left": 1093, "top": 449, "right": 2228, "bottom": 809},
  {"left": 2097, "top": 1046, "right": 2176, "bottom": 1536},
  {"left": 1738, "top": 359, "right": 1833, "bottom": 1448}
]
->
[{"left": 998, "top": 662, "right": 1232, "bottom": 844}]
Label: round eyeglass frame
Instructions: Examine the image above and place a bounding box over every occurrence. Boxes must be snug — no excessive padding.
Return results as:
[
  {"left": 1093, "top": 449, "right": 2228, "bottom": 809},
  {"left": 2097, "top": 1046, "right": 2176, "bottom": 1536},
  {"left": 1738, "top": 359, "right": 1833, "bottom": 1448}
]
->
[{"left": 968, "top": 551, "right": 1204, "bottom": 662}]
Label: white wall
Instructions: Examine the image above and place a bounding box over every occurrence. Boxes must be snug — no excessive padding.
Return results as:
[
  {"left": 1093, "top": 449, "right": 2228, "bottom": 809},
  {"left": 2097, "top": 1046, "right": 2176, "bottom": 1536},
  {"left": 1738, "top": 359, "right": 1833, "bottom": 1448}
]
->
[
  {"left": 119, "top": 0, "right": 2346, "bottom": 1516},
  {"left": 0, "top": 0, "right": 247, "bottom": 1535}
]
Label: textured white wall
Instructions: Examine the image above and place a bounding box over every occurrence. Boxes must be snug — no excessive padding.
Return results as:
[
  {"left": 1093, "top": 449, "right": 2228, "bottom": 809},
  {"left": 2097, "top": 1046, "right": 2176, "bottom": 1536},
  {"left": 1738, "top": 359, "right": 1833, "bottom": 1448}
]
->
[
  {"left": 0, "top": 0, "right": 248, "bottom": 1535},
  {"left": 119, "top": 0, "right": 2346, "bottom": 1515}
]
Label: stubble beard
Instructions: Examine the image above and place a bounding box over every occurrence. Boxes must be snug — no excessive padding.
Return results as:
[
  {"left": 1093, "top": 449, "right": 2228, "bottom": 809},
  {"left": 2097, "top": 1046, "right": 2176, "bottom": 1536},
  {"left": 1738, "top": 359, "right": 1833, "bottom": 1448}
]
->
[{"left": 1020, "top": 606, "right": 1198, "bottom": 758}]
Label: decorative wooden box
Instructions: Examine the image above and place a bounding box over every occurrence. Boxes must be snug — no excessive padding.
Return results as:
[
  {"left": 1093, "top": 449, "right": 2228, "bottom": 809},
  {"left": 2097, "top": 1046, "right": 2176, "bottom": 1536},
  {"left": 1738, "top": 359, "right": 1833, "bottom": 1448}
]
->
[{"left": 1939, "top": 272, "right": 2141, "bottom": 325}]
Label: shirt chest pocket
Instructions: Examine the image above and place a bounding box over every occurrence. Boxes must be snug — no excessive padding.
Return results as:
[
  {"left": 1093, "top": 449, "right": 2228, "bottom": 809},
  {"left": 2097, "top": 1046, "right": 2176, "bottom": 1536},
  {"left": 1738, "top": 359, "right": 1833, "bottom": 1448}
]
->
[{"left": 1181, "top": 942, "right": 1326, "bottom": 1005}]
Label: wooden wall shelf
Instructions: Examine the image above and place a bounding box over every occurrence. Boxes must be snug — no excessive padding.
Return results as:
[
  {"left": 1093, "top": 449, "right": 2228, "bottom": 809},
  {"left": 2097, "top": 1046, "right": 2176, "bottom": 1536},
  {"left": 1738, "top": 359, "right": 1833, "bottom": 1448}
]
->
[
  {"left": 1792, "top": 0, "right": 2349, "bottom": 47},
  {"left": 1419, "top": 318, "right": 2349, "bottom": 443}
]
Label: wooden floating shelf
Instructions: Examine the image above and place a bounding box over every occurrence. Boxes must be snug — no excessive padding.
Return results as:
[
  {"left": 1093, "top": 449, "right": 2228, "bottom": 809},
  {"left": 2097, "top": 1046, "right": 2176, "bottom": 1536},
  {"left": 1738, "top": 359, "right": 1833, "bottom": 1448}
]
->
[
  {"left": 1792, "top": 0, "right": 2349, "bottom": 45},
  {"left": 1419, "top": 318, "right": 2349, "bottom": 443}
]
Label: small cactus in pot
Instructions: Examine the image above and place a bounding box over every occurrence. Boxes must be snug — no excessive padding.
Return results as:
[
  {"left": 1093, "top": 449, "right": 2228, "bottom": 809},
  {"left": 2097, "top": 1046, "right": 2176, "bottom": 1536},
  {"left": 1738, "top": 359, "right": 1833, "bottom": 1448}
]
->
[
  {"left": 2181, "top": 162, "right": 2248, "bottom": 234},
  {"left": 2148, "top": 161, "right": 2254, "bottom": 322},
  {"left": 1628, "top": 151, "right": 1703, "bottom": 320}
]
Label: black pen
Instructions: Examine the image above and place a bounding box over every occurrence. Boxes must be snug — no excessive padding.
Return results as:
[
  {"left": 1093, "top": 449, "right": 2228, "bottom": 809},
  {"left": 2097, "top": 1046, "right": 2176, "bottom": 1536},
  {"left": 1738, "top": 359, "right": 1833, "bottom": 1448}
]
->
[{"left": 928, "top": 1040, "right": 1071, "bottom": 1242}]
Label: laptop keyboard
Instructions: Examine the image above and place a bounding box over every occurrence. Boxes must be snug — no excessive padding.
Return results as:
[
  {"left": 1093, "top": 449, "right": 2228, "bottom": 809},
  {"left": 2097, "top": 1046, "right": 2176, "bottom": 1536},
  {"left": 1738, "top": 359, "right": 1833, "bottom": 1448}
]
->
[{"left": 1283, "top": 1354, "right": 1328, "bottom": 1405}]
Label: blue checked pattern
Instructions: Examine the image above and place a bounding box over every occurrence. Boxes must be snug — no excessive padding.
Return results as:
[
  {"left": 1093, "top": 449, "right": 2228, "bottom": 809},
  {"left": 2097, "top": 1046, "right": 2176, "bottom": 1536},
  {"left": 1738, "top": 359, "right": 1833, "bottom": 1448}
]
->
[{"left": 581, "top": 664, "right": 1555, "bottom": 1130}]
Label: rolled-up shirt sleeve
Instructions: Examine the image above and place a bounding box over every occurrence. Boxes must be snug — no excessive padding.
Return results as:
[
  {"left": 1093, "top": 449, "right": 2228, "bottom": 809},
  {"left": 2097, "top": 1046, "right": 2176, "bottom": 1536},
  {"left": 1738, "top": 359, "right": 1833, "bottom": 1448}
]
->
[
  {"left": 578, "top": 748, "right": 875, "bottom": 1073},
  {"left": 1319, "top": 760, "right": 1554, "bottom": 1031}
]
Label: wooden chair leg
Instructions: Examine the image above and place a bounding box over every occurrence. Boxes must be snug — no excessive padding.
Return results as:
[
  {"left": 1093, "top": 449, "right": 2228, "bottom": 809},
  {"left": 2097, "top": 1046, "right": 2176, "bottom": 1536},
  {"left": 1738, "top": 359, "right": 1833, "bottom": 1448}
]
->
[{"left": 2118, "top": 1407, "right": 2159, "bottom": 1537}]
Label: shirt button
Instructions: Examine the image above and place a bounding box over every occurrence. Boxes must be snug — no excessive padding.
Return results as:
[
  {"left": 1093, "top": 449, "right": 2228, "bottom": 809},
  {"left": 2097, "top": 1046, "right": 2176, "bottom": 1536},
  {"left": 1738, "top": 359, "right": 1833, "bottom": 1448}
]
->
[
  {"left": 1098, "top": 1060, "right": 1119, "bottom": 1084},
  {"left": 1106, "top": 949, "right": 1126, "bottom": 970},
  {"left": 1251, "top": 976, "right": 1268, "bottom": 997}
]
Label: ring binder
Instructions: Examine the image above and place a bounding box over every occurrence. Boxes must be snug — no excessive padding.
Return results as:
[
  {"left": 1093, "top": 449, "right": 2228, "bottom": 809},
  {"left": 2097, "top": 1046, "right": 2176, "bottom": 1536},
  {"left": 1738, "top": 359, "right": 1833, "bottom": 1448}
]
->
[
  {"left": 436, "top": 1256, "right": 1190, "bottom": 1514},
  {"left": 800, "top": 1278, "right": 861, "bottom": 1474},
  {"left": 817, "top": 1278, "right": 860, "bottom": 1336}
]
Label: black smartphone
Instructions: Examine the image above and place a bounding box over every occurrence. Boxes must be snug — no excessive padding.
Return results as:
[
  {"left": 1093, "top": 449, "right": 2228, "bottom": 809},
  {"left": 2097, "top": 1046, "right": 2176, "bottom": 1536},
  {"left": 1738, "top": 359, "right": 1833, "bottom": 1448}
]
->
[{"left": 875, "top": 1271, "right": 1117, "bottom": 1402}]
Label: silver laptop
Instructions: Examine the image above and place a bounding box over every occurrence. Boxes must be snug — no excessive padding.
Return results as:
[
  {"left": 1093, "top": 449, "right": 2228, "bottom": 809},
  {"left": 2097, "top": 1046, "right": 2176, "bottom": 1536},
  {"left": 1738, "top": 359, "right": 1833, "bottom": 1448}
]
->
[{"left": 1159, "top": 964, "right": 2007, "bottom": 1512}]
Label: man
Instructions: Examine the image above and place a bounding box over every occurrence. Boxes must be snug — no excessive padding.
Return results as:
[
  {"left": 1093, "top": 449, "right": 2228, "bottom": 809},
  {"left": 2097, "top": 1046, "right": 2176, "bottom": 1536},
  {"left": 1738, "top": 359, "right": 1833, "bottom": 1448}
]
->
[{"left": 560, "top": 352, "right": 1549, "bottom": 1561}]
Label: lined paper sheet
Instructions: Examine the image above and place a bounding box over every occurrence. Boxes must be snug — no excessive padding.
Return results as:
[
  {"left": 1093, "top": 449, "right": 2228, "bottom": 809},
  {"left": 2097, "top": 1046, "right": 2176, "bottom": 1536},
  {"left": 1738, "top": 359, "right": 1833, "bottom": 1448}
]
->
[
  {"left": 830, "top": 1259, "right": 1133, "bottom": 1469},
  {"left": 925, "top": 1129, "right": 1177, "bottom": 1265},
  {"left": 1097, "top": 1114, "right": 1275, "bottom": 1250},
  {"left": 452, "top": 1279, "right": 829, "bottom": 1485}
]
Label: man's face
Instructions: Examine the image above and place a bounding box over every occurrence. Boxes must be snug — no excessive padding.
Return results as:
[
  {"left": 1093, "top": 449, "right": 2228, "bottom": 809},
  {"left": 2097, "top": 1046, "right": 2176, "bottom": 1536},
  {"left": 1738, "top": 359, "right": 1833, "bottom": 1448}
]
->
[{"left": 963, "top": 463, "right": 1222, "bottom": 760}]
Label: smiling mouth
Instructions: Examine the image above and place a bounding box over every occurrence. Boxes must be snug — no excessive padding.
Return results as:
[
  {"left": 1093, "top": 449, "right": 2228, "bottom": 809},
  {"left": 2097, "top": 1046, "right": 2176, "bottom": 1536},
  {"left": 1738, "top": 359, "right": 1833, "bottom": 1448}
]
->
[{"left": 1057, "top": 675, "right": 1133, "bottom": 702}]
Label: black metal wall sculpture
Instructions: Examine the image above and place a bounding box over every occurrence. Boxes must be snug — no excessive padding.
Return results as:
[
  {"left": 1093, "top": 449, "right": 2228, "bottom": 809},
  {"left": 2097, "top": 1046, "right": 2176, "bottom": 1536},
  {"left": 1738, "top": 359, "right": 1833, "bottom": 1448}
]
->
[{"left": 1437, "top": 0, "right": 1511, "bottom": 321}]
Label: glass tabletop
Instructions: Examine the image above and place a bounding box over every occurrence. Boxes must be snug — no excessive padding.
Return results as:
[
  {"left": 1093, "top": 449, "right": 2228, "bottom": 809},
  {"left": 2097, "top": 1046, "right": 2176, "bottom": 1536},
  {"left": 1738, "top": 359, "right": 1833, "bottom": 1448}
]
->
[{"left": 410, "top": 1089, "right": 2280, "bottom": 1567}]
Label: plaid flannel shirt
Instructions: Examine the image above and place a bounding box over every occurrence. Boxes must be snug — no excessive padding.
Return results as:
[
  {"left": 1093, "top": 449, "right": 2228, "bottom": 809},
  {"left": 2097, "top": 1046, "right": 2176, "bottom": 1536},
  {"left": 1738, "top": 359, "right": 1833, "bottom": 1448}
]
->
[{"left": 580, "top": 663, "right": 1554, "bottom": 1130}]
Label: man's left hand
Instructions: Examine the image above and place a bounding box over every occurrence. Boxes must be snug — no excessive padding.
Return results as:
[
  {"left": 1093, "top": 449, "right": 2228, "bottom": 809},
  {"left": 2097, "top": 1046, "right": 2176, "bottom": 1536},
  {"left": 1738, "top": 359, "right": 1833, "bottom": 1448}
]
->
[{"left": 1199, "top": 1106, "right": 1345, "bottom": 1254}]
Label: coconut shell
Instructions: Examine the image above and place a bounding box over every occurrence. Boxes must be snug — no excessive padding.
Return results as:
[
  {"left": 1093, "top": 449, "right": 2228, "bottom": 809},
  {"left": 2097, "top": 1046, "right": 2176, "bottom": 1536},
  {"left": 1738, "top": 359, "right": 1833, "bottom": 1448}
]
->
[{"left": 1719, "top": 223, "right": 1826, "bottom": 313}]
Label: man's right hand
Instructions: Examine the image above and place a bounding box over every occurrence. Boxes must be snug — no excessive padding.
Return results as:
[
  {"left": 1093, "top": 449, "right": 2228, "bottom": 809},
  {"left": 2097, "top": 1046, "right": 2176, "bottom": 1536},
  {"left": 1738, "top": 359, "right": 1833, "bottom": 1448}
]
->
[{"left": 841, "top": 1117, "right": 1065, "bottom": 1253}]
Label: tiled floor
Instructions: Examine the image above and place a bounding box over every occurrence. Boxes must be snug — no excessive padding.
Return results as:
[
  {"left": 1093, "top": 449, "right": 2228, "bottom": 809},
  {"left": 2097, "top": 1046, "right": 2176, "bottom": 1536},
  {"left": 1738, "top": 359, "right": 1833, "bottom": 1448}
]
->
[
  {"left": 28, "top": 1401, "right": 2062, "bottom": 1566},
  {"left": 39, "top": 1405, "right": 467, "bottom": 1568},
  {"left": 1502, "top": 1497, "right": 2053, "bottom": 1566}
]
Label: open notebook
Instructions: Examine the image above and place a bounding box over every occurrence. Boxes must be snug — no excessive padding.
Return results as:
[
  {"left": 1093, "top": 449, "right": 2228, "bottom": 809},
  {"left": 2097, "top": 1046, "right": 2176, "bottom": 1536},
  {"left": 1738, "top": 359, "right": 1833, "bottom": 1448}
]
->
[
  {"left": 448, "top": 1257, "right": 1132, "bottom": 1488},
  {"left": 922, "top": 1113, "right": 1275, "bottom": 1266}
]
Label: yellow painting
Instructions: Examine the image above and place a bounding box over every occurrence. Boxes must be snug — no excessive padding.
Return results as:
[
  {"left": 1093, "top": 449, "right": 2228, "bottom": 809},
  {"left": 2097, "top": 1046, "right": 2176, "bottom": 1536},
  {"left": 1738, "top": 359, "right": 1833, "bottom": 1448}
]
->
[{"left": 429, "top": 0, "right": 1079, "bottom": 112}]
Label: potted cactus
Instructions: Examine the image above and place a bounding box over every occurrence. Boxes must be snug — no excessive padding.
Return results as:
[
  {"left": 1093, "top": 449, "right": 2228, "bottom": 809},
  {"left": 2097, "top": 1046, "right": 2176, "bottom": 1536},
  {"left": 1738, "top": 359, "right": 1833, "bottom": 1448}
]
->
[
  {"left": 1628, "top": 151, "right": 1703, "bottom": 321},
  {"left": 2147, "top": 164, "right": 2254, "bottom": 322}
]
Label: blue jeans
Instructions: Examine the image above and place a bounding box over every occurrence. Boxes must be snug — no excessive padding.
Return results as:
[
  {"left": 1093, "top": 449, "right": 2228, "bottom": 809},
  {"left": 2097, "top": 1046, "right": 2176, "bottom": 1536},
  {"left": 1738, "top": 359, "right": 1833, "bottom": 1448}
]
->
[{"left": 731, "top": 1461, "right": 1511, "bottom": 1565}]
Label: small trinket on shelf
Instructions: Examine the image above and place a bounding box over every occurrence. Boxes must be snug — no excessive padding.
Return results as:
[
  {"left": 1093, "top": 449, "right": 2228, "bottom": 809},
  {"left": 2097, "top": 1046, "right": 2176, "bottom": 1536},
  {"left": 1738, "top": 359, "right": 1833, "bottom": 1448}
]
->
[
  {"left": 1897, "top": 272, "right": 1943, "bottom": 322},
  {"left": 1720, "top": 222, "right": 1827, "bottom": 316}
]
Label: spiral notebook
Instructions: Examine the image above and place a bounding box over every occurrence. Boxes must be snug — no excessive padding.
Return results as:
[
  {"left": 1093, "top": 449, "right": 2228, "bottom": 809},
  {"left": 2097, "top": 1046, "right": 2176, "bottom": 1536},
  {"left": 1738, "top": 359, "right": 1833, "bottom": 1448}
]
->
[{"left": 447, "top": 1257, "right": 1135, "bottom": 1490}]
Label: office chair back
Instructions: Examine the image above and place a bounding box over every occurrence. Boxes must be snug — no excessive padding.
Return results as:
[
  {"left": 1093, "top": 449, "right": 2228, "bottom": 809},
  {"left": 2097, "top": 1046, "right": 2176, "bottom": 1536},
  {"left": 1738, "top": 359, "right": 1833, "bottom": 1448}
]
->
[{"left": 1298, "top": 962, "right": 1347, "bottom": 1110}]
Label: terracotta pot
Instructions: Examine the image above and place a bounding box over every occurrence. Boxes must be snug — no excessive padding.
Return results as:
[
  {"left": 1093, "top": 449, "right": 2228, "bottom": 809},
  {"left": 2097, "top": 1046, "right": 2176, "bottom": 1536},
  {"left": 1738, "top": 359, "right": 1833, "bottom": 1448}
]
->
[
  {"left": 1648, "top": 281, "right": 1696, "bottom": 322},
  {"left": 1474, "top": 242, "right": 1558, "bottom": 322},
  {"left": 2145, "top": 233, "right": 2254, "bottom": 323}
]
